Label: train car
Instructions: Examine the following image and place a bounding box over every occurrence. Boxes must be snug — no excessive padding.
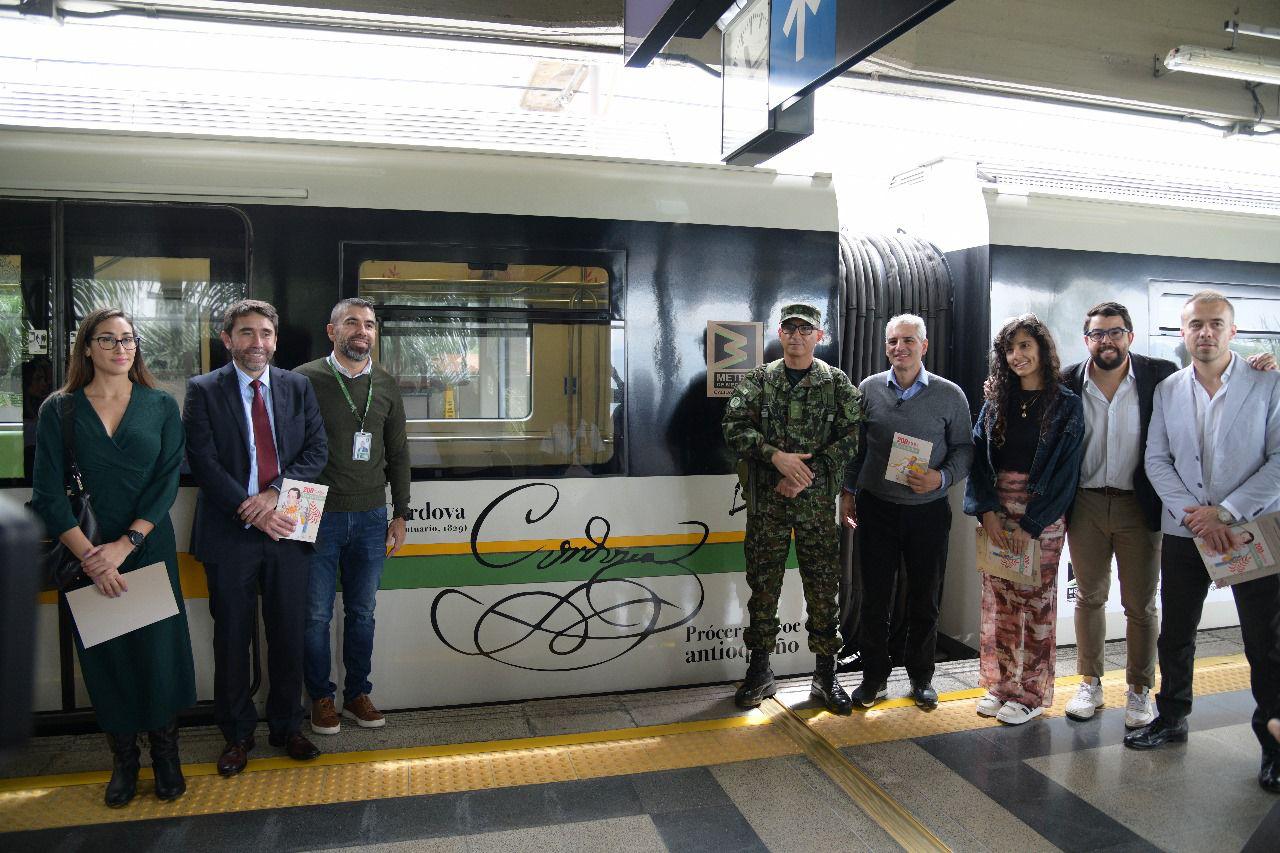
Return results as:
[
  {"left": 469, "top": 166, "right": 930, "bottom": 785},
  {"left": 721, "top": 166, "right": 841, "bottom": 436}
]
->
[
  {"left": 887, "top": 156, "right": 1280, "bottom": 650},
  {"left": 0, "top": 128, "right": 843, "bottom": 718}
]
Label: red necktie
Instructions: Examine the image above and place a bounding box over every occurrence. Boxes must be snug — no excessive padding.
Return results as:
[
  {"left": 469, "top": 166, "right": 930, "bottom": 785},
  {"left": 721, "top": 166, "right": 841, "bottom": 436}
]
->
[{"left": 250, "top": 379, "right": 279, "bottom": 492}]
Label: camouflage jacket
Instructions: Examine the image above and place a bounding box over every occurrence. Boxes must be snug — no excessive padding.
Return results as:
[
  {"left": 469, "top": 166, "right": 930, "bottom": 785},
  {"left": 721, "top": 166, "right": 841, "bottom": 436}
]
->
[{"left": 722, "top": 357, "right": 864, "bottom": 500}]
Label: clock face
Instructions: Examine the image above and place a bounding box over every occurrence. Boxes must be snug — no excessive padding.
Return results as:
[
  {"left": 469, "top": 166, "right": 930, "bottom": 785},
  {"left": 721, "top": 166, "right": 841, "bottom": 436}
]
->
[
  {"left": 721, "top": 0, "right": 772, "bottom": 159},
  {"left": 726, "top": 0, "right": 770, "bottom": 72}
]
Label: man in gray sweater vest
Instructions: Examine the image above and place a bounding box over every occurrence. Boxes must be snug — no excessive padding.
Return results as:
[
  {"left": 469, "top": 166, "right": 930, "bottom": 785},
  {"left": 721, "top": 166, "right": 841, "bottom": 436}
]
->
[{"left": 841, "top": 314, "right": 974, "bottom": 709}]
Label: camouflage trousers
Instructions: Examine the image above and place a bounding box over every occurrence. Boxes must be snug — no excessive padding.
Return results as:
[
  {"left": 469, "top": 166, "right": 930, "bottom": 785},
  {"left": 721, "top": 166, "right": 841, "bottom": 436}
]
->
[
  {"left": 979, "top": 470, "right": 1066, "bottom": 708},
  {"left": 743, "top": 487, "right": 841, "bottom": 656}
]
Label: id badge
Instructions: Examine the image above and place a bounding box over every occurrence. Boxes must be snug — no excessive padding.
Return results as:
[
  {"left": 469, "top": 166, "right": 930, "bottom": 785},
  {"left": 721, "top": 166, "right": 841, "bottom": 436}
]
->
[{"left": 352, "top": 431, "right": 373, "bottom": 461}]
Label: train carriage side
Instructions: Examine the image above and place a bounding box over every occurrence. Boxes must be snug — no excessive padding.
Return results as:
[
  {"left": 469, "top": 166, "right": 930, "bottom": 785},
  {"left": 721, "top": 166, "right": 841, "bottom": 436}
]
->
[{"left": 0, "top": 130, "right": 841, "bottom": 716}]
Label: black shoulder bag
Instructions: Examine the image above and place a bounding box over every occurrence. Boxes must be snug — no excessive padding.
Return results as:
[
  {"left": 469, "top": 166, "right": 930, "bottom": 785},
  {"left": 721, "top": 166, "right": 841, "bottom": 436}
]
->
[{"left": 39, "top": 394, "right": 97, "bottom": 592}]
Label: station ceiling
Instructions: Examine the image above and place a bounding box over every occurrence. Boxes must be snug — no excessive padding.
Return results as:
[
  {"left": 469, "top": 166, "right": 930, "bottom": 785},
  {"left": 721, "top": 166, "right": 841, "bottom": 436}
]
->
[{"left": 227, "top": 0, "right": 1279, "bottom": 129}]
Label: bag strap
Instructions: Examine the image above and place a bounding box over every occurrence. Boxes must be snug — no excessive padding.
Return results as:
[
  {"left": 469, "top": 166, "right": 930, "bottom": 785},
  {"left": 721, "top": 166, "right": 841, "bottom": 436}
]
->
[{"left": 57, "top": 393, "right": 85, "bottom": 494}]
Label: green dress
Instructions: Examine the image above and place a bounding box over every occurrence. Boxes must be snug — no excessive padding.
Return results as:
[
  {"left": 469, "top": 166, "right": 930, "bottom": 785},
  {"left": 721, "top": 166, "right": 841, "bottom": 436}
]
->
[{"left": 31, "top": 385, "right": 196, "bottom": 734}]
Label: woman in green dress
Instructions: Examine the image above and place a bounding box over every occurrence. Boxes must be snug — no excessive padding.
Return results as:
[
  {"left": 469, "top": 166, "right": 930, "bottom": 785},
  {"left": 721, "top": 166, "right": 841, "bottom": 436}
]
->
[{"left": 31, "top": 307, "right": 196, "bottom": 808}]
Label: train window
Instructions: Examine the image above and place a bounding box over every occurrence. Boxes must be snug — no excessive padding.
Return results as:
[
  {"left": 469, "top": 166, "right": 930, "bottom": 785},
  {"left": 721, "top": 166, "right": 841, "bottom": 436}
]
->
[
  {"left": 351, "top": 250, "right": 623, "bottom": 476},
  {"left": 0, "top": 255, "right": 27, "bottom": 478},
  {"left": 64, "top": 204, "right": 249, "bottom": 412},
  {"left": 1149, "top": 280, "right": 1280, "bottom": 367}
]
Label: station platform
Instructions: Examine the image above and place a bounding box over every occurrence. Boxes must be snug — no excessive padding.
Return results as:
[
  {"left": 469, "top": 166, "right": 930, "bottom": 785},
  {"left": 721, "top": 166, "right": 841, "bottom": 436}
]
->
[{"left": 2, "top": 627, "right": 1276, "bottom": 852}]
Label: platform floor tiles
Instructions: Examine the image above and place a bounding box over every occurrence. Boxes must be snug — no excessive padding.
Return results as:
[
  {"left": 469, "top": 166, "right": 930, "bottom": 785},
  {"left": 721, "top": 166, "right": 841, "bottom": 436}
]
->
[{"left": 2, "top": 628, "right": 1277, "bottom": 852}]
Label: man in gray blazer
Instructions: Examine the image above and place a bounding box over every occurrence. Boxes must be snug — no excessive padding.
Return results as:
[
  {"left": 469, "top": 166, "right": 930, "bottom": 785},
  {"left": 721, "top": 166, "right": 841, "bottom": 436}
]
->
[{"left": 1126, "top": 289, "right": 1280, "bottom": 796}]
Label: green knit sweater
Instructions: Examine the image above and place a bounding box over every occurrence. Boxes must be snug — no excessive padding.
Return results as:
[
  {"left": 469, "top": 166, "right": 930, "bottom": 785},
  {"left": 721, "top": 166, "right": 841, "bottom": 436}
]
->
[{"left": 295, "top": 357, "right": 411, "bottom": 518}]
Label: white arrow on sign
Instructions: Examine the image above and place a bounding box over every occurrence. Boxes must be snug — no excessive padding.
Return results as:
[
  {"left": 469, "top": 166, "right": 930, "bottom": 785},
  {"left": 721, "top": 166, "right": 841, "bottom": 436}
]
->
[{"left": 783, "top": 0, "right": 823, "bottom": 62}]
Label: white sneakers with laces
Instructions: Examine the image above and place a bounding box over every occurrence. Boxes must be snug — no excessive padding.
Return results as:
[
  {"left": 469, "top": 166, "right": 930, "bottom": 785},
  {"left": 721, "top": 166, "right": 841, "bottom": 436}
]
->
[
  {"left": 1065, "top": 680, "right": 1105, "bottom": 721},
  {"left": 1125, "top": 687, "right": 1155, "bottom": 729},
  {"left": 996, "top": 701, "right": 1043, "bottom": 725},
  {"left": 976, "top": 691, "right": 1002, "bottom": 717}
]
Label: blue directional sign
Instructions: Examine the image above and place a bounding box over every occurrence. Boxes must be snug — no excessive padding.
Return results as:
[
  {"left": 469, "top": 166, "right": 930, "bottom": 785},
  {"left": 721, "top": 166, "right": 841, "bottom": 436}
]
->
[{"left": 769, "top": 0, "right": 837, "bottom": 108}]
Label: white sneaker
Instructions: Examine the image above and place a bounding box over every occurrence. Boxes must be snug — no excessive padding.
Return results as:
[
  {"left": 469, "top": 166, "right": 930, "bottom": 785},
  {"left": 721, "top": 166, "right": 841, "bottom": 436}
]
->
[
  {"left": 996, "top": 701, "right": 1044, "bottom": 725},
  {"left": 976, "top": 691, "right": 1002, "bottom": 717},
  {"left": 1125, "top": 687, "right": 1155, "bottom": 729},
  {"left": 1065, "top": 680, "right": 1105, "bottom": 721}
]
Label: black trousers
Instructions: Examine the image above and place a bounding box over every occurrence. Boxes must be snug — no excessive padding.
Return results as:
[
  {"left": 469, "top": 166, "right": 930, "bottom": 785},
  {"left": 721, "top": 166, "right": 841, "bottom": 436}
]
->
[
  {"left": 1155, "top": 535, "right": 1280, "bottom": 755},
  {"left": 206, "top": 543, "right": 310, "bottom": 742},
  {"left": 855, "top": 490, "right": 951, "bottom": 685}
]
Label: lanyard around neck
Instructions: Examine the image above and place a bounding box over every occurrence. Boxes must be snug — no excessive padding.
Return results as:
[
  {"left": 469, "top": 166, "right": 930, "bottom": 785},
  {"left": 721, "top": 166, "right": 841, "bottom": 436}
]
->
[{"left": 327, "top": 357, "right": 373, "bottom": 431}]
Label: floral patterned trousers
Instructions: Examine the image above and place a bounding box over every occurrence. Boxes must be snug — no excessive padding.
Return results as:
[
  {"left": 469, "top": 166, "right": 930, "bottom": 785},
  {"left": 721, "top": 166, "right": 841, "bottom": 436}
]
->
[{"left": 979, "top": 470, "right": 1066, "bottom": 709}]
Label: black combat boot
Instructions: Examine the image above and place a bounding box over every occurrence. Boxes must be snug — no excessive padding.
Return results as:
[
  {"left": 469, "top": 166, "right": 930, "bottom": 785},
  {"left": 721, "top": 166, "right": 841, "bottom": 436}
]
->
[
  {"left": 148, "top": 720, "right": 187, "bottom": 802},
  {"left": 810, "top": 655, "right": 854, "bottom": 716},
  {"left": 104, "top": 732, "right": 140, "bottom": 808},
  {"left": 734, "top": 650, "right": 777, "bottom": 709}
]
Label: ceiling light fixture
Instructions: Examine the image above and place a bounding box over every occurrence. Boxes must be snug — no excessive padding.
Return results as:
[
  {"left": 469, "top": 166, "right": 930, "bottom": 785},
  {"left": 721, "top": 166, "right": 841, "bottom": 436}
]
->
[
  {"left": 1224, "top": 19, "right": 1280, "bottom": 43},
  {"left": 1163, "top": 45, "right": 1280, "bottom": 87}
]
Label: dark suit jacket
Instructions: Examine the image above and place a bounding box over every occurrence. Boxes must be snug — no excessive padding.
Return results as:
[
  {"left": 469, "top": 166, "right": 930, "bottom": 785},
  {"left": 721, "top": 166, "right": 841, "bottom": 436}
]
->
[
  {"left": 183, "top": 363, "right": 328, "bottom": 564},
  {"left": 1061, "top": 351, "right": 1178, "bottom": 531}
]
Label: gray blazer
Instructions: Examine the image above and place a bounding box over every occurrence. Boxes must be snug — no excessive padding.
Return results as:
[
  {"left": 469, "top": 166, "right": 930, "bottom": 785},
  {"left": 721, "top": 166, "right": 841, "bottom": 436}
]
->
[{"left": 1145, "top": 355, "right": 1280, "bottom": 537}]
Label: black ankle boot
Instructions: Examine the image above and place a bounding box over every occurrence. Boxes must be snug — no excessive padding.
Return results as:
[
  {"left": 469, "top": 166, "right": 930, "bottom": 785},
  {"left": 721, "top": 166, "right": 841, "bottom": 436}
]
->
[
  {"left": 735, "top": 650, "right": 777, "bottom": 709},
  {"left": 104, "top": 732, "right": 140, "bottom": 808},
  {"left": 810, "top": 655, "right": 853, "bottom": 716},
  {"left": 148, "top": 721, "right": 187, "bottom": 802}
]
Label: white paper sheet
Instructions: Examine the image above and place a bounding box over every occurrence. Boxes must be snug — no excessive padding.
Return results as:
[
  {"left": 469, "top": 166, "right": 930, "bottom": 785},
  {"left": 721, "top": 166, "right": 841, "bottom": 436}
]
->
[{"left": 65, "top": 562, "right": 180, "bottom": 648}]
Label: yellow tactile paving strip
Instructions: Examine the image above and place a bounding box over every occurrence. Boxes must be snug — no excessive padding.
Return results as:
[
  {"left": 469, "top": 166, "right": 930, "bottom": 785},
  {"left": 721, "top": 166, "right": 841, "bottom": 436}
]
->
[{"left": 0, "top": 655, "right": 1254, "bottom": 836}]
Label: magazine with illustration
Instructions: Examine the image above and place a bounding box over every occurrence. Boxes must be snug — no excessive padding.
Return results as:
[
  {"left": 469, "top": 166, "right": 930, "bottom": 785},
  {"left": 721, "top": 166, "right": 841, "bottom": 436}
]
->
[
  {"left": 1194, "top": 510, "right": 1280, "bottom": 587},
  {"left": 276, "top": 479, "right": 329, "bottom": 543},
  {"left": 885, "top": 432, "right": 933, "bottom": 485},
  {"left": 975, "top": 526, "right": 1041, "bottom": 587}
]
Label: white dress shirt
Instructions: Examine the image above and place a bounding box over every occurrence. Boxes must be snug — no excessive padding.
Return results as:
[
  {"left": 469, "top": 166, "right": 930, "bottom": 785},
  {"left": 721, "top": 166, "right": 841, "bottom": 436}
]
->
[
  {"left": 1080, "top": 358, "right": 1141, "bottom": 490},
  {"left": 233, "top": 363, "right": 278, "bottom": 497},
  {"left": 1190, "top": 352, "right": 1239, "bottom": 519}
]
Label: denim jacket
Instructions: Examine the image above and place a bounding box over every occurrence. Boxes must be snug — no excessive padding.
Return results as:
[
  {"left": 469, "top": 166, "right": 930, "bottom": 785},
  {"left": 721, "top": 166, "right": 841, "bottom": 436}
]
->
[{"left": 963, "top": 384, "right": 1084, "bottom": 538}]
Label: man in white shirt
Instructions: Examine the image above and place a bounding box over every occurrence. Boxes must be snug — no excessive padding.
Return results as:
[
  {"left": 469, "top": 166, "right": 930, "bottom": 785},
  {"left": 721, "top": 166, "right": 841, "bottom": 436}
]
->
[
  {"left": 1060, "top": 303, "right": 1175, "bottom": 728},
  {"left": 1128, "top": 290, "right": 1280, "bottom": 797}
]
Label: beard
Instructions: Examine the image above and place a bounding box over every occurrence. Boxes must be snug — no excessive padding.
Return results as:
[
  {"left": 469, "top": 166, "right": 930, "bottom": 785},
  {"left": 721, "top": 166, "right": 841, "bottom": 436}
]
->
[
  {"left": 339, "top": 337, "right": 370, "bottom": 362},
  {"left": 1090, "top": 347, "right": 1124, "bottom": 371}
]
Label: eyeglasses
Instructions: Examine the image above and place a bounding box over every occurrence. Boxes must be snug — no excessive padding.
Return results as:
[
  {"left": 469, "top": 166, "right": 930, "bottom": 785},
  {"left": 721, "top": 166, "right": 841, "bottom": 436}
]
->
[
  {"left": 1084, "top": 327, "right": 1130, "bottom": 343},
  {"left": 92, "top": 335, "right": 142, "bottom": 351},
  {"left": 780, "top": 324, "right": 816, "bottom": 337}
]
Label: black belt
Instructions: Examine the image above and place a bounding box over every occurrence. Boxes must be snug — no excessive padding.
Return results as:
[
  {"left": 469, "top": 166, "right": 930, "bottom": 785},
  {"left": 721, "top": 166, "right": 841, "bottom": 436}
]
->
[{"left": 1082, "top": 486, "right": 1134, "bottom": 497}]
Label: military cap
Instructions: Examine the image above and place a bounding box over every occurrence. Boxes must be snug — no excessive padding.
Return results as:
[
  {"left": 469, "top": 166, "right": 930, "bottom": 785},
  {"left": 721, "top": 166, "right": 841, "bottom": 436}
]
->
[{"left": 779, "top": 303, "right": 821, "bottom": 326}]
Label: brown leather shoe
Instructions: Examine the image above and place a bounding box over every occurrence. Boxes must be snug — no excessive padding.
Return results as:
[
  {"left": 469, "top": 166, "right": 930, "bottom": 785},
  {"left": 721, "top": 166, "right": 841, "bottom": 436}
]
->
[
  {"left": 217, "top": 737, "right": 254, "bottom": 777},
  {"left": 269, "top": 732, "right": 321, "bottom": 761},
  {"left": 342, "top": 694, "right": 385, "bottom": 728},
  {"left": 310, "top": 697, "right": 341, "bottom": 735}
]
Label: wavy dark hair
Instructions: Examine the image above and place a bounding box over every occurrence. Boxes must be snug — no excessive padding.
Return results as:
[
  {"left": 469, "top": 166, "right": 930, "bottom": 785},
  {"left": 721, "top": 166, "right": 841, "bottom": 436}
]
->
[
  {"left": 61, "top": 308, "right": 158, "bottom": 393},
  {"left": 983, "top": 313, "right": 1062, "bottom": 447}
]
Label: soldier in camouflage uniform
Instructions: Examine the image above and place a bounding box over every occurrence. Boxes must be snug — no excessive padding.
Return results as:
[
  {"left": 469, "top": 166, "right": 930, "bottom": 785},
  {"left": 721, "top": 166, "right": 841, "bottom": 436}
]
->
[{"left": 722, "top": 303, "right": 864, "bottom": 714}]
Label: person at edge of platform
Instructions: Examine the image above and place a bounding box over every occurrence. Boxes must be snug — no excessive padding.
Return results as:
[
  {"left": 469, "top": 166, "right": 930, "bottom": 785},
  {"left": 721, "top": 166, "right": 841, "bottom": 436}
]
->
[
  {"left": 183, "top": 299, "right": 328, "bottom": 777},
  {"left": 722, "top": 303, "right": 864, "bottom": 716},
  {"left": 964, "top": 313, "right": 1084, "bottom": 726},
  {"left": 296, "top": 298, "right": 410, "bottom": 736},
  {"left": 30, "top": 308, "right": 196, "bottom": 808},
  {"left": 838, "top": 314, "right": 974, "bottom": 712},
  {"left": 1125, "top": 290, "right": 1280, "bottom": 796},
  {"left": 1060, "top": 302, "right": 1276, "bottom": 730}
]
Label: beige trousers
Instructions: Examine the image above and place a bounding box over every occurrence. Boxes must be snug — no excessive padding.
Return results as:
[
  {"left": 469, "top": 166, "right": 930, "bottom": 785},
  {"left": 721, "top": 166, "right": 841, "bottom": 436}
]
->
[{"left": 1066, "top": 489, "right": 1160, "bottom": 688}]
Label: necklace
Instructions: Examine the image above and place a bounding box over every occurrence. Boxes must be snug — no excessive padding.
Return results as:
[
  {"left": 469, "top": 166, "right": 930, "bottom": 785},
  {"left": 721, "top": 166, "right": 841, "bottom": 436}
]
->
[{"left": 1018, "top": 392, "right": 1042, "bottom": 419}]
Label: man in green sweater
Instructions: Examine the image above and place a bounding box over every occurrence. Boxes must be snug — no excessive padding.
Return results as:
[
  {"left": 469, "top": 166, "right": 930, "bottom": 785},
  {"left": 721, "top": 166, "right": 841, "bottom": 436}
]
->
[{"left": 296, "top": 297, "right": 411, "bottom": 735}]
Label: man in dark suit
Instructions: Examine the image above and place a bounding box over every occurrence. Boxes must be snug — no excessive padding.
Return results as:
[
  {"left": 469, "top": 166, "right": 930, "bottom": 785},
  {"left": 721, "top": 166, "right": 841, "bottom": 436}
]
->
[{"left": 184, "top": 299, "right": 328, "bottom": 776}]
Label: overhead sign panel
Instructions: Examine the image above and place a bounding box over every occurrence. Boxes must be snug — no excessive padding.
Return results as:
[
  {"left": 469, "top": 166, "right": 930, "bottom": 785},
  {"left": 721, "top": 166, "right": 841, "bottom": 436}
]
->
[
  {"left": 767, "top": 0, "right": 954, "bottom": 108},
  {"left": 625, "top": 0, "right": 737, "bottom": 68}
]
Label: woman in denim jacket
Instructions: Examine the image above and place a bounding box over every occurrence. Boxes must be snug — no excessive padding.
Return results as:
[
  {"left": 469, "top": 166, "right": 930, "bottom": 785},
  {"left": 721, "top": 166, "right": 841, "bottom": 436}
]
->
[{"left": 964, "top": 314, "right": 1084, "bottom": 725}]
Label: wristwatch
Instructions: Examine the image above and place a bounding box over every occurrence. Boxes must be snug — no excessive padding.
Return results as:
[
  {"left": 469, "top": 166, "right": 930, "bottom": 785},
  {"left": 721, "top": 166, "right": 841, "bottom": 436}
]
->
[
  {"left": 125, "top": 529, "right": 146, "bottom": 551},
  {"left": 1215, "top": 507, "right": 1234, "bottom": 525}
]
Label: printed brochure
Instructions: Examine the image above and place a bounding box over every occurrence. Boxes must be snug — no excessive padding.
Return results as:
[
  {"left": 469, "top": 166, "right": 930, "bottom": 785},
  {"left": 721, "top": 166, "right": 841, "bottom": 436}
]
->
[
  {"left": 1194, "top": 511, "right": 1280, "bottom": 587},
  {"left": 277, "top": 479, "right": 328, "bottom": 543},
  {"left": 885, "top": 432, "right": 933, "bottom": 485}
]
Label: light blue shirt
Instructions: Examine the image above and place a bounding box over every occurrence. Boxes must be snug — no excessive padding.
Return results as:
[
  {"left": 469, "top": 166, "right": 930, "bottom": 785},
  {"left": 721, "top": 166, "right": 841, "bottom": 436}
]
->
[
  {"left": 234, "top": 364, "right": 279, "bottom": 496},
  {"left": 886, "top": 367, "right": 948, "bottom": 492}
]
